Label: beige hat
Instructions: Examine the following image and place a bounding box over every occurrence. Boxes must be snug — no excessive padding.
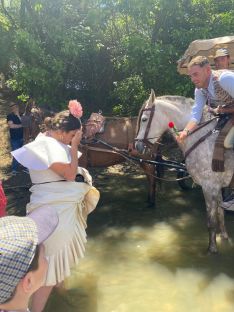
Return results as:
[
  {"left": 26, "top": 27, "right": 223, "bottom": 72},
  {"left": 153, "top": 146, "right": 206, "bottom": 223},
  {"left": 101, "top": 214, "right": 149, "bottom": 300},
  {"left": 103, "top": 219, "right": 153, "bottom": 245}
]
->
[{"left": 214, "top": 48, "right": 230, "bottom": 59}]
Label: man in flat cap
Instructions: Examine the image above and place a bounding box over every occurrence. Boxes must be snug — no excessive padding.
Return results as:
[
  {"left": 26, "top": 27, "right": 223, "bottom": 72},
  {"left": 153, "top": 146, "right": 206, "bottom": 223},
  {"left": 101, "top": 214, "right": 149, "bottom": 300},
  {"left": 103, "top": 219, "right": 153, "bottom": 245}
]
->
[
  {"left": 0, "top": 207, "right": 58, "bottom": 312},
  {"left": 214, "top": 48, "right": 231, "bottom": 70}
]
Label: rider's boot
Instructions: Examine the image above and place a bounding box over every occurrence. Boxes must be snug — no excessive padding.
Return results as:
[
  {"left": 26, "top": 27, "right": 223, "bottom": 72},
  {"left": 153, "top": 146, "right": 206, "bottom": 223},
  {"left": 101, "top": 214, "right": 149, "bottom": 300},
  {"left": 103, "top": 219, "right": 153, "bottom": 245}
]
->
[{"left": 221, "top": 174, "right": 234, "bottom": 210}]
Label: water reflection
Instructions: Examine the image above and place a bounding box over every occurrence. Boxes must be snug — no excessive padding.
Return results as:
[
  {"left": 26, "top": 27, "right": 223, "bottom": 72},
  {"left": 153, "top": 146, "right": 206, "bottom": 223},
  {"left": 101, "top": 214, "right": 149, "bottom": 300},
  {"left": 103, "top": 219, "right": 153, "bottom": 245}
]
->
[{"left": 44, "top": 167, "right": 234, "bottom": 312}]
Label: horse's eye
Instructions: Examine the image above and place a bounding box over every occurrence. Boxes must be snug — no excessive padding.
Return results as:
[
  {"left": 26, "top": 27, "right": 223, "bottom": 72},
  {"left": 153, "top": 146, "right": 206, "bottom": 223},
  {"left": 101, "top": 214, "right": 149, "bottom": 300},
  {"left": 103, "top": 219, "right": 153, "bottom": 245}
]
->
[{"left": 142, "top": 117, "right": 148, "bottom": 122}]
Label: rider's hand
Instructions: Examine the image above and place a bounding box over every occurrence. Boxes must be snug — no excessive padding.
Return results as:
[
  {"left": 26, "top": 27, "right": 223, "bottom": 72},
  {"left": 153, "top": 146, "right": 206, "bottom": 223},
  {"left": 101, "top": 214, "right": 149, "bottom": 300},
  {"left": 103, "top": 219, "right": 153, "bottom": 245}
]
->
[
  {"left": 213, "top": 105, "right": 224, "bottom": 115},
  {"left": 176, "top": 130, "right": 188, "bottom": 144}
]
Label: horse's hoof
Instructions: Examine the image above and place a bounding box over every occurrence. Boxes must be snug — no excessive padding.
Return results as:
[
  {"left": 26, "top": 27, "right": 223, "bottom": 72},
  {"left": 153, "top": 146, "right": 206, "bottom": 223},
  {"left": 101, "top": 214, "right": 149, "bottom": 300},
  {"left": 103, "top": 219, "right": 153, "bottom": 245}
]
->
[{"left": 206, "top": 247, "right": 219, "bottom": 255}]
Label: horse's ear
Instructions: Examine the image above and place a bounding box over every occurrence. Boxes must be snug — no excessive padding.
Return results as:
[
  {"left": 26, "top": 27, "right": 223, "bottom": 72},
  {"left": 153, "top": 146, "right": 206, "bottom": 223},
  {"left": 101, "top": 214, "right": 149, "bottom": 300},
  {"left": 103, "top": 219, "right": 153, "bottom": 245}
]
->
[{"left": 149, "top": 89, "right": 156, "bottom": 104}]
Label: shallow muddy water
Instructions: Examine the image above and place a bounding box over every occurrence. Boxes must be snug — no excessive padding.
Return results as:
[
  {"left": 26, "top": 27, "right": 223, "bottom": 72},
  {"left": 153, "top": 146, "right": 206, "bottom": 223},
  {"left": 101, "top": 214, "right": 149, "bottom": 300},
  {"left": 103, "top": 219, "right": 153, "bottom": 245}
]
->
[{"left": 44, "top": 166, "right": 234, "bottom": 312}]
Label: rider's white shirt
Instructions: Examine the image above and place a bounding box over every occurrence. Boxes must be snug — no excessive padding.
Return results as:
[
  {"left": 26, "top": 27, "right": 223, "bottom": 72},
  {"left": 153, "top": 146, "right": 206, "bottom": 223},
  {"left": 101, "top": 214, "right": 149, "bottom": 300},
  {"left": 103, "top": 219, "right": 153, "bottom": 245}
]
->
[{"left": 191, "top": 71, "right": 234, "bottom": 124}]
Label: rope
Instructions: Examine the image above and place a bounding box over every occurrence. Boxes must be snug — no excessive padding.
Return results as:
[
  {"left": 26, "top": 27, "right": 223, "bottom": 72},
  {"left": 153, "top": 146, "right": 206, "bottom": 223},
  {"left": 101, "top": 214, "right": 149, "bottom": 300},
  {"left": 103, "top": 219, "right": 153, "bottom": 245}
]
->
[
  {"left": 90, "top": 140, "right": 192, "bottom": 183},
  {"left": 94, "top": 138, "right": 187, "bottom": 171},
  {"left": 2, "top": 138, "right": 192, "bottom": 189},
  {"left": 83, "top": 138, "right": 192, "bottom": 183},
  {"left": 115, "top": 151, "right": 192, "bottom": 182}
]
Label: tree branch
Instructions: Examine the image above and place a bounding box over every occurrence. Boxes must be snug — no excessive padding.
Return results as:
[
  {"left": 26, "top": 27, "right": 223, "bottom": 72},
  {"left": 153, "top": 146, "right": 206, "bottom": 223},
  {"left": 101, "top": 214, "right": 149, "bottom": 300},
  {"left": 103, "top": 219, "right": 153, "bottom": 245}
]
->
[{"left": 0, "top": 0, "right": 18, "bottom": 29}]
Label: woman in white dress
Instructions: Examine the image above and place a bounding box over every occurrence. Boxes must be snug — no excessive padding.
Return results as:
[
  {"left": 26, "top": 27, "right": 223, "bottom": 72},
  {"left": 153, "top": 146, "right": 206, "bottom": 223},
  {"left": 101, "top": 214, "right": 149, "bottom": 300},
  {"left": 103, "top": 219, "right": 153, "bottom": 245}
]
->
[{"left": 12, "top": 100, "right": 100, "bottom": 312}]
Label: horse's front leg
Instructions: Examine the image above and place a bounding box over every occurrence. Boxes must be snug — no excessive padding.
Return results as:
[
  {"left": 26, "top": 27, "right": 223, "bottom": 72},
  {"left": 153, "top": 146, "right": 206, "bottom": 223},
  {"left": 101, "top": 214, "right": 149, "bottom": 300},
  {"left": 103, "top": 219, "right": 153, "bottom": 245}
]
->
[
  {"left": 217, "top": 192, "right": 229, "bottom": 241},
  {"left": 202, "top": 188, "right": 219, "bottom": 253},
  {"left": 140, "top": 163, "right": 156, "bottom": 207}
]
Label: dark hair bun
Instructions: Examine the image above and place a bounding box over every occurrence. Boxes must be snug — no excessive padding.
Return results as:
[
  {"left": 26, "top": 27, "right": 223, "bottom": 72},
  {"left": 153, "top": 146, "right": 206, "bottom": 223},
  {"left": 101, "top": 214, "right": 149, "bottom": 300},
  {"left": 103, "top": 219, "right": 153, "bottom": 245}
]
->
[{"left": 41, "top": 110, "right": 81, "bottom": 132}]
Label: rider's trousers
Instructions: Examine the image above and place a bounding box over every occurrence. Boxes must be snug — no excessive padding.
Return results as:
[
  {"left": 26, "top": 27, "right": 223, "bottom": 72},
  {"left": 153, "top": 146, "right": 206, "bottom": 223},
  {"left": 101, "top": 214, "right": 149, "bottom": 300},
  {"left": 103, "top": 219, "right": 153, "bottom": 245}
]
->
[{"left": 224, "top": 127, "right": 234, "bottom": 149}]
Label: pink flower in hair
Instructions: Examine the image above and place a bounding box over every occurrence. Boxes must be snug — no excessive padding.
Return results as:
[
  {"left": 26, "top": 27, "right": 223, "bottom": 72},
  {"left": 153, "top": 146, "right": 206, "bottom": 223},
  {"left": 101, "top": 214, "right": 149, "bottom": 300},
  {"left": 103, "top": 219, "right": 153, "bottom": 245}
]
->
[{"left": 68, "top": 100, "right": 83, "bottom": 118}]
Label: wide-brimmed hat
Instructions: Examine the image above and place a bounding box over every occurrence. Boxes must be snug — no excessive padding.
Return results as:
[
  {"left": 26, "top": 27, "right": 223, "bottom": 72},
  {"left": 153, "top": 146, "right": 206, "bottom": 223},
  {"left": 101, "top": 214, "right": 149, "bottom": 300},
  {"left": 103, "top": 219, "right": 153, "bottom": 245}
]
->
[
  {"left": 0, "top": 206, "right": 58, "bottom": 304},
  {"left": 214, "top": 48, "right": 230, "bottom": 59}
]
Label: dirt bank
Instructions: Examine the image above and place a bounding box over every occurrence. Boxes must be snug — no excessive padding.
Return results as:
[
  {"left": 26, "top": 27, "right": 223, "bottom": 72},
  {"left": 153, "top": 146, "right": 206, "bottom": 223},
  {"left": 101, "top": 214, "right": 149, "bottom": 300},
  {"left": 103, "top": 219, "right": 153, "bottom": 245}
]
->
[{"left": 0, "top": 89, "right": 32, "bottom": 215}]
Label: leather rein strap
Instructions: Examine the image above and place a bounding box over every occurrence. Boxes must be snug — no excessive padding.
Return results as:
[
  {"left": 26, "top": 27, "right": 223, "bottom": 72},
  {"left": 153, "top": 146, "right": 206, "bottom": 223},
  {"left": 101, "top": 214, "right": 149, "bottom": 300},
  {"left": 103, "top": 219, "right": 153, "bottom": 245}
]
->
[
  {"left": 184, "top": 118, "right": 216, "bottom": 160},
  {"left": 184, "top": 130, "right": 213, "bottom": 160},
  {"left": 135, "top": 106, "right": 156, "bottom": 151},
  {"left": 143, "top": 106, "right": 155, "bottom": 141}
]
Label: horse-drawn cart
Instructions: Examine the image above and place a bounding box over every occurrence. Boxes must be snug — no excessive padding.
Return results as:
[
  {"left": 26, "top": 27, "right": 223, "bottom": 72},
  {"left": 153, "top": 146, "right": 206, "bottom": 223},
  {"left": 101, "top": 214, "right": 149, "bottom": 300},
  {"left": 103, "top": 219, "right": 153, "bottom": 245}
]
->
[{"left": 177, "top": 35, "right": 234, "bottom": 75}]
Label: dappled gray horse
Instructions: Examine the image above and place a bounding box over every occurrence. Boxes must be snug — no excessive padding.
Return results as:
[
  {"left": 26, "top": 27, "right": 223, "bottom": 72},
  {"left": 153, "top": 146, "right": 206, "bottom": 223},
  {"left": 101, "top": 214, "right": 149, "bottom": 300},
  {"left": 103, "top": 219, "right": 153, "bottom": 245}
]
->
[{"left": 135, "top": 90, "right": 234, "bottom": 253}]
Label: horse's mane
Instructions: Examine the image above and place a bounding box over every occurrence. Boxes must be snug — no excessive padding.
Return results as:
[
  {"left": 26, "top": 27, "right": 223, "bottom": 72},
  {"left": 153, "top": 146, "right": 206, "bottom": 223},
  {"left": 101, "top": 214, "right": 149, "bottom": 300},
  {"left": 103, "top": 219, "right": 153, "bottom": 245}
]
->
[
  {"left": 136, "top": 95, "right": 194, "bottom": 134},
  {"left": 104, "top": 116, "right": 137, "bottom": 121},
  {"left": 157, "top": 95, "right": 194, "bottom": 107}
]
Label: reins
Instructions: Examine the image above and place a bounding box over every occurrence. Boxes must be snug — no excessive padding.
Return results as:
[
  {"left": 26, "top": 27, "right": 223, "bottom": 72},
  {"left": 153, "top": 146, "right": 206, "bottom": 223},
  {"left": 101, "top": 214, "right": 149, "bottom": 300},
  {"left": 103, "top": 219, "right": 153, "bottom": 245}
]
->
[
  {"left": 90, "top": 138, "right": 185, "bottom": 169},
  {"left": 137, "top": 100, "right": 218, "bottom": 162},
  {"left": 135, "top": 106, "right": 158, "bottom": 149},
  {"left": 92, "top": 138, "right": 191, "bottom": 182},
  {"left": 184, "top": 117, "right": 217, "bottom": 160}
]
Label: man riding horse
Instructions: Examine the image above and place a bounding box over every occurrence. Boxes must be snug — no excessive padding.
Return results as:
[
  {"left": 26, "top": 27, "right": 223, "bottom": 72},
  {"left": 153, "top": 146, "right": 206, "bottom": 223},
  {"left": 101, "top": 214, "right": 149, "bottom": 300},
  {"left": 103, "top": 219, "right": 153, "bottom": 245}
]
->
[{"left": 177, "top": 56, "right": 234, "bottom": 208}]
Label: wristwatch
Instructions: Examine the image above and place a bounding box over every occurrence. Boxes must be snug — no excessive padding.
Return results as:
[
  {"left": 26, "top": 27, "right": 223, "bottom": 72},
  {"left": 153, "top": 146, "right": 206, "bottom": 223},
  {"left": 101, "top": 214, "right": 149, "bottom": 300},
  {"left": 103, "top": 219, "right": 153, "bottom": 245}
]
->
[{"left": 183, "top": 128, "right": 190, "bottom": 135}]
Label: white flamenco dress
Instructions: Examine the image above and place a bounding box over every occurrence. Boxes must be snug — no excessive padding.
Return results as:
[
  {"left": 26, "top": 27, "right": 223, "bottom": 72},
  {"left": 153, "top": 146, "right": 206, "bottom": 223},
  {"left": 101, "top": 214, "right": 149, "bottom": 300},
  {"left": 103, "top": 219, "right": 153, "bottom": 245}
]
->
[{"left": 12, "top": 133, "right": 100, "bottom": 286}]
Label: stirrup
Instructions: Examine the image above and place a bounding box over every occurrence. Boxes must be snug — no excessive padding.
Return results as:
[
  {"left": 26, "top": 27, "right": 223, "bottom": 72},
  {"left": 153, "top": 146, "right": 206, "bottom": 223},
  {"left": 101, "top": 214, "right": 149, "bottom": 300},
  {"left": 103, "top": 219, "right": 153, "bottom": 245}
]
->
[
  {"left": 221, "top": 199, "right": 234, "bottom": 210},
  {"left": 221, "top": 192, "right": 234, "bottom": 210}
]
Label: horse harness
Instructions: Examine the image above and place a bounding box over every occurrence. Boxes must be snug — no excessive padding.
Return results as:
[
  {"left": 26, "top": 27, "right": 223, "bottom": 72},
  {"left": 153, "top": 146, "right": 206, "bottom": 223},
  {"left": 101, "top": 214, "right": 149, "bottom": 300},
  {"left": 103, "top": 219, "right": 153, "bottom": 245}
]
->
[
  {"left": 184, "top": 118, "right": 216, "bottom": 160},
  {"left": 83, "top": 112, "right": 106, "bottom": 141},
  {"left": 136, "top": 103, "right": 217, "bottom": 160},
  {"left": 136, "top": 101, "right": 233, "bottom": 171},
  {"left": 135, "top": 105, "right": 158, "bottom": 156}
]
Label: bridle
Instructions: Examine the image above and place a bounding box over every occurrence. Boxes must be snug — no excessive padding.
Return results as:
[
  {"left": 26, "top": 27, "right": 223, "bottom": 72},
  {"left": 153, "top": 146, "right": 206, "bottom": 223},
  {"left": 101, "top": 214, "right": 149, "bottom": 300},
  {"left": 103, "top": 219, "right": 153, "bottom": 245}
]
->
[{"left": 135, "top": 105, "right": 159, "bottom": 153}]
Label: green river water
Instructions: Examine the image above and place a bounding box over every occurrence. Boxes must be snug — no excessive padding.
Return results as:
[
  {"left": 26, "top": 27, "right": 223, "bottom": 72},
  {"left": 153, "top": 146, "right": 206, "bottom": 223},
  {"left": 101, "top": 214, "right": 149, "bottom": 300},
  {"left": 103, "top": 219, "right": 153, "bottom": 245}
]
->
[{"left": 42, "top": 166, "right": 234, "bottom": 312}]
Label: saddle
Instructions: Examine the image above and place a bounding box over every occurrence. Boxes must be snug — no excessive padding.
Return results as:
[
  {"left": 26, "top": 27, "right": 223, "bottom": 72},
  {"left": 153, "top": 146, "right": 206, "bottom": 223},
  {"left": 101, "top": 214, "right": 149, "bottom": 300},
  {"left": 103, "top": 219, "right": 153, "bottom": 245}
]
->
[
  {"left": 212, "top": 114, "right": 234, "bottom": 172},
  {"left": 83, "top": 112, "right": 105, "bottom": 139}
]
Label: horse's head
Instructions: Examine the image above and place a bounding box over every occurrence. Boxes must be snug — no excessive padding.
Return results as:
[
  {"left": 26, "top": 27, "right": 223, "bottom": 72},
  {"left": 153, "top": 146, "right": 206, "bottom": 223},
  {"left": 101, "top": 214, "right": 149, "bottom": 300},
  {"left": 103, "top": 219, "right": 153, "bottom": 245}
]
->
[
  {"left": 135, "top": 91, "right": 194, "bottom": 154},
  {"left": 135, "top": 90, "right": 168, "bottom": 154},
  {"left": 82, "top": 112, "right": 106, "bottom": 141}
]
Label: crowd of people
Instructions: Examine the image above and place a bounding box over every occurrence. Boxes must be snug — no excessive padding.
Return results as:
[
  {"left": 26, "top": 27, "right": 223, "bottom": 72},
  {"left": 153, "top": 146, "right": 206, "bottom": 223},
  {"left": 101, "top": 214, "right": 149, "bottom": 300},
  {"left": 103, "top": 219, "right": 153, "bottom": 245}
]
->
[{"left": 0, "top": 48, "right": 233, "bottom": 312}]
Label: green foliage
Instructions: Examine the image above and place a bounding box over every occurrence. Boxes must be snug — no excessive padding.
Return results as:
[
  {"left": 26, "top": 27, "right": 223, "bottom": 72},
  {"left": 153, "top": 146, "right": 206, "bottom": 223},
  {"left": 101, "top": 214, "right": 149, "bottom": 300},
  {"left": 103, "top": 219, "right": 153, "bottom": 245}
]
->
[
  {"left": 0, "top": 0, "right": 233, "bottom": 115},
  {"left": 111, "top": 75, "right": 148, "bottom": 116}
]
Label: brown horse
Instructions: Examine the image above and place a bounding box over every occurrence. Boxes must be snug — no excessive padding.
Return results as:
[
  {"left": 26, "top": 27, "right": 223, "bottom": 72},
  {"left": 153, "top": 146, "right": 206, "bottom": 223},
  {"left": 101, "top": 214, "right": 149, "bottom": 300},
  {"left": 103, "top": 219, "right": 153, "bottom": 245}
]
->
[
  {"left": 23, "top": 110, "right": 158, "bottom": 206},
  {"left": 22, "top": 99, "right": 44, "bottom": 144},
  {"left": 80, "top": 115, "right": 158, "bottom": 206}
]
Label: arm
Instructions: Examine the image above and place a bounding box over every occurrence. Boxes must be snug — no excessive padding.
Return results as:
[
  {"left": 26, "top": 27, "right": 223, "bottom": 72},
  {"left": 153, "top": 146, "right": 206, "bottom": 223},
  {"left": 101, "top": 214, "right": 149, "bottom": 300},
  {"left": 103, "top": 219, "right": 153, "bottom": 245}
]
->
[
  {"left": 49, "top": 130, "right": 82, "bottom": 181},
  {"left": 7, "top": 120, "right": 23, "bottom": 129},
  {"left": 214, "top": 72, "right": 234, "bottom": 114},
  {"left": 216, "top": 106, "right": 234, "bottom": 114},
  {"left": 219, "top": 71, "right": 234, "bottom": 98},
  {"left": 177, "top": 89, "right": 206, "bottom": 142}
]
